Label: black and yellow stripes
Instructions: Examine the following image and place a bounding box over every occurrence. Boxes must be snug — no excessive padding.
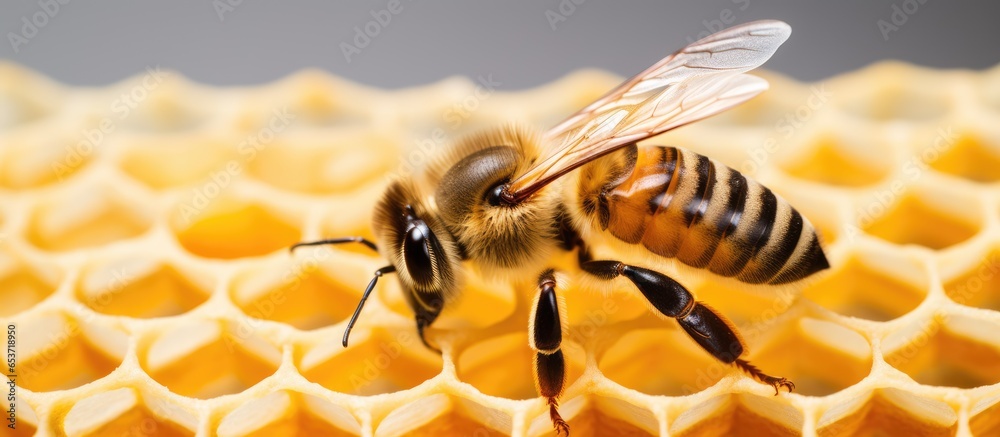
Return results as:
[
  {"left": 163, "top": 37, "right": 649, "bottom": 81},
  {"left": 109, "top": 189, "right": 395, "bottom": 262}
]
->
[{"left": 578, "top": 145, "right": 829, "bottom": 285}]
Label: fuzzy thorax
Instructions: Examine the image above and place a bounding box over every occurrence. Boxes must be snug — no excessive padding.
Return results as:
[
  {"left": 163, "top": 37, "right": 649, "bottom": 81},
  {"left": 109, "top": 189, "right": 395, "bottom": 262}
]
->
[{"left": 433, "top": 125, "right": 564, "bottom": 273}]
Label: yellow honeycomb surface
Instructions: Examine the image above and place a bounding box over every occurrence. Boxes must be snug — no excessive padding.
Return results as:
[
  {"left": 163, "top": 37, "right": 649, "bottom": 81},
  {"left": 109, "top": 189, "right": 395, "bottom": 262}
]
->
[{"left": 1, "top": 60, "right": 1000, "bottom": 436}]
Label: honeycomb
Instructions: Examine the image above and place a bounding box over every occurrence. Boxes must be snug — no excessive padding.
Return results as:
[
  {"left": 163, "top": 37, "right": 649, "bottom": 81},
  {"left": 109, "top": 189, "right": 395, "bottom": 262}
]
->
[{"left": 1, "top": 58, "right": 999, "bottom": 437}]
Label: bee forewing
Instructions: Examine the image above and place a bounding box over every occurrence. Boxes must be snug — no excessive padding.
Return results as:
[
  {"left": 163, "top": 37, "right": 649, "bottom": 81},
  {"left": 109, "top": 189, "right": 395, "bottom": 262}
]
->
[{"left": 505, "top": 20, "right": 790, "bottom": 202}]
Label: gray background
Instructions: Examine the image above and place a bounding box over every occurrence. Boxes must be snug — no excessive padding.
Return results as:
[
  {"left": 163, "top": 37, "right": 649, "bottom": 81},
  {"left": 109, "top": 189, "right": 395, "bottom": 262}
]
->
[{"left": 1, "top": 0, "right": 996, "bottom": 89}]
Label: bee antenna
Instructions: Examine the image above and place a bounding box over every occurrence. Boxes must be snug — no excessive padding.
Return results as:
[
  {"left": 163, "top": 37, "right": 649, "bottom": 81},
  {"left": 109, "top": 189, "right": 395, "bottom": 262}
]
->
[
  {"left": 289, "top": 237, "right": 379, "bottom": 253},
  {"left": 343, "top": 265, "right": 396, "bottom": 348}
]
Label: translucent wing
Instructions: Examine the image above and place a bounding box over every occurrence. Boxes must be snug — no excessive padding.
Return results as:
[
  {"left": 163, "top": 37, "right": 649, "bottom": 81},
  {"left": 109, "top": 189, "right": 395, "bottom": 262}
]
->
[{"left": 503, "top": 20, "right": 791, "bottom": 203}]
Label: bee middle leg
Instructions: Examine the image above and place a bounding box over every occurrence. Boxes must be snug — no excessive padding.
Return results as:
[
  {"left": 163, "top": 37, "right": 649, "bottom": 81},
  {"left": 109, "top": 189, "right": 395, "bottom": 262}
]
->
[
  {"left": 580, "top": 260, "right": 794, "bottom": 395},
  {"left": 530, "top": 269, "right": 570, "bottom": 436}
]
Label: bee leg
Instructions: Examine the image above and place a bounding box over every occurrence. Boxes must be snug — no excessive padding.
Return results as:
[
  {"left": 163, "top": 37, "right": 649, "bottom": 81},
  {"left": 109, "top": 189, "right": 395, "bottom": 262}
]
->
[
  {"left": 405, "top": 289, "right": 443, "bottom": 354},
  {"left": 415, "top": 315, "right": 441, "bottom": 354},
  {"left": 580, "top": 260, "right": 794, "bottom": 395},
  {"left": 531, "top": 269, "right": 570, "bottom": 436},
  {"left": 289, "top": 236, "right": 379, "bottom": 253}
]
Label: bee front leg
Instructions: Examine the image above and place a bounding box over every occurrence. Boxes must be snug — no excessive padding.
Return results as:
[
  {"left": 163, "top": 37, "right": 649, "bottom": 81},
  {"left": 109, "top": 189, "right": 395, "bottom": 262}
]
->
[
  {"left": 404, "top": 288, "right": 444, "bottom": 354},
  {"left": 530, "top": 269, "right": 570, "bottom": 436},
  {"left": 580, "top": 260, "right": 794, "bottom": 395}
]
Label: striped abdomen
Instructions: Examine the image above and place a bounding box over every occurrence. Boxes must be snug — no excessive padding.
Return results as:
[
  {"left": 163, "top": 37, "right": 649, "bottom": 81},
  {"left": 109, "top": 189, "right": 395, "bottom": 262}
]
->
[{"left": 577, "top": 145, "right": 828, "bottom": 285}]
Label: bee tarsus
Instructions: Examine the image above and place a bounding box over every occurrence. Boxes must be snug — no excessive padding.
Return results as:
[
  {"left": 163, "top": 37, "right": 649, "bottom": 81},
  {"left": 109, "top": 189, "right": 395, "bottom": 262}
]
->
[
  {"left": 733, "top": 358, "right": 795, "bottom": 395},
  {"left": 342, "top": 265, "right": 396, "bottom": 348}
]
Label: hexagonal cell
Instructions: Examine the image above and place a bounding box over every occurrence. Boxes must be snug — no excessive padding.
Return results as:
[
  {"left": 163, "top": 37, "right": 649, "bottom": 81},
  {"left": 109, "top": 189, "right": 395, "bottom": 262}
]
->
[
  {"left": 380, "top": 271, "right": 516, "bottom": 333},
  {"left": 456, "top": 332, "right": 584, "bottom": 401},
  {"left": 779, "top": 132, "right": 893, "bottom": 187},
  {"left": 26, "top": 183, "right": 154, "bottom": 252},
  {"left": 598, "top": 328, "right": 722, "bottom": 396},
  {"left": 980, "top": 68, "right": 1000, "bottom": 111},
  {"left": 317, "top": 187, "right": 385, "bottom": 257},
  {"left": 63, "top": 387, "right": 196, "bottom": 437},
  {"left": 171, "top": 197, "right": 301, "bottom": 259},
  {"left": 693, "top": 279, "right": 798, "bottom": 328},
  {"left": 0, "top": 64, "right": 60, "bottom": 128},
  {"left": 860, "top": 186, "right": 981, "bottom": 250},
  {"left": 563, "top": 286, "right": 648, "bottom": 332},
  {"left": 217, "top": 390, "right": 361, "bottom": 437},
  {"left": 14, "top": 313, "right": 127, "bottom": 391},
  {"left": 527, "top": 395, "right": 657, "bottom": 437},
  {"left": 943, "top": 248, "right": 1000, "bottom": 311},
  {"left": 0, "top": 253, "right": 60, "bottom": 317},
  {"left": 245, "top": 131, "right": 395, "bottom": 194},
  {"left": 745, "top": 318, "right": 872, "bottom": 397},
  {"left": 697, "top": 75, "right": 809, "bottom": 128},
  {"left": 803, "top": 250, "right": 929, "bottom": 321},
  {"left": 140, "top": 320, "right": 280, "bottom": 398},
  {"left": 768, "top": 187, "right": 844, "bottom": 246},
  {"left": 970, "top": 393, "right": 1000, "bottom": 437},
  {"left": 77, "top": 258, "right": 213, "bottom": 318},
  {"left": 841, "top": 68, "right": 949, "bottom": 121},
  {"left": 885, "top": 315, "right": 1000, "bottom": 389},
  {"left": 231, "top": 257, "right": 363, "bottom": 330},
  {"left": 298, "top": 328, "right": 442, "bottom": 396},
  {"left": 255, "top": 71, "right": 371, "bottom": 128},
  {"left": 816, "top": 388, "right": 958, "bottom": 436},
  {"left": 113, "top": 73, "right": 208, "bottom": 132},
  {"left": 927, "top": 133, "right": 1000, "bottom": 183},
  {"left": 374, "top": 394, "right": 508, "bottom": 437},
  {"left": 0, "top": 132, "right": 94, "bottom": 189},
  {"left": 118, "top": 135, "right": 238, "bottom": 189},
  {"left": 671, "top": 393, "right": 804, "bottom": 436}
]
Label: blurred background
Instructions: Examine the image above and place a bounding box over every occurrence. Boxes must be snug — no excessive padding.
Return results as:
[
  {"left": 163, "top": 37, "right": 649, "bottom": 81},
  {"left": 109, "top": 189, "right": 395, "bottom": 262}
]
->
[{"left": 1, "top": 0, "right": 998, "bottom": 88}]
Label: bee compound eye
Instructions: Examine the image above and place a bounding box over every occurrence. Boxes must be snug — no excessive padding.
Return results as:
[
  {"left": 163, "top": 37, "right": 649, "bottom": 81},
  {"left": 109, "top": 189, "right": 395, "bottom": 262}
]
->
[{"left": 403, "top": 223, "right": 436, "bottom": 285}]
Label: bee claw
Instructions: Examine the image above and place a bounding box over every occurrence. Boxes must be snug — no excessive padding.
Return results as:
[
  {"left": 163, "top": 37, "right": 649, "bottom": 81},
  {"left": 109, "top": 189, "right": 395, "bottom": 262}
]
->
[
  {"left": 548, "top": 398, "right": 570, "bottom": 436},
  {"left": 553, "top": 420, "right": 570, "bottom": 436},
  {"left": 766, "top": 377, "right": 795, "bottom": 395},
  {"left": 732, "top": 358, "right": 795, "bottom": 396}
]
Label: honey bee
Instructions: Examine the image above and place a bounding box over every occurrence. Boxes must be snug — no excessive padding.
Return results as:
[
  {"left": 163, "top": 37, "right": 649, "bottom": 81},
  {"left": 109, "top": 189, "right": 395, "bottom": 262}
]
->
[{"left": 292, "top": 20, "right": 828, "bottom": 435}]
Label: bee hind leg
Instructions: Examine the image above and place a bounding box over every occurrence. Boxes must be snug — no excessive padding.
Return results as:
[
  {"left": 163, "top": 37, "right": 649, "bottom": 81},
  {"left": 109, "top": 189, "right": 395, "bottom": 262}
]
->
[
  {"left": 580, "top": 260, "right": 794, "bottom": 395},
  {"left": 531, "top": 270, "right": 570, "bottom": 436}
]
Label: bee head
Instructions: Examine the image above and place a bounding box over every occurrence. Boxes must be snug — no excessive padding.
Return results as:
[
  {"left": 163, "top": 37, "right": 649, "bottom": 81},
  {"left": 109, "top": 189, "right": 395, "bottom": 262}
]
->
[{"left": 372, "top": 181, "right": 461, "bottom": 315}]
